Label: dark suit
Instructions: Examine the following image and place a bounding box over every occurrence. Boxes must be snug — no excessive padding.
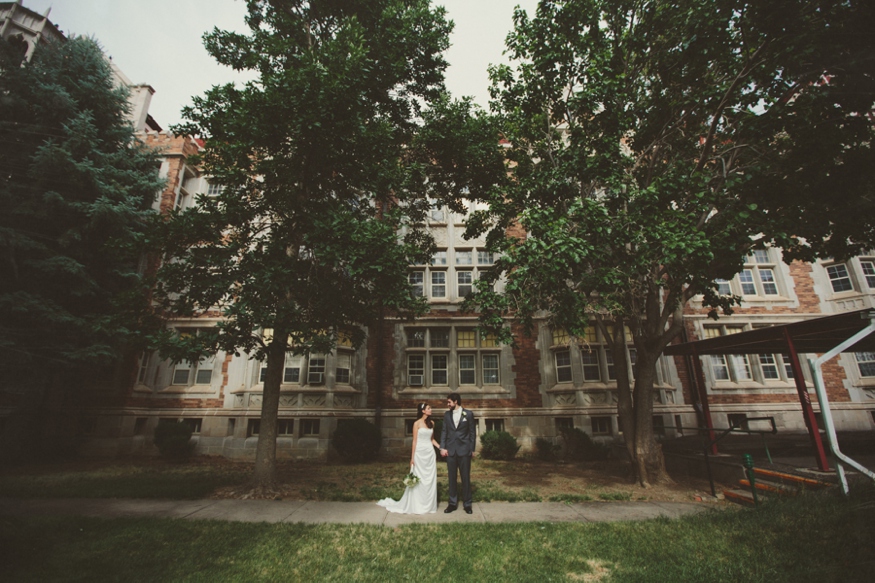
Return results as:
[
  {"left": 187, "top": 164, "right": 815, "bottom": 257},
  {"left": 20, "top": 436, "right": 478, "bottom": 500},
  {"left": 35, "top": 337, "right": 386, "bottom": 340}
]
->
[{"left": 440, "top": 407, "right": 476, "bottom": 509}]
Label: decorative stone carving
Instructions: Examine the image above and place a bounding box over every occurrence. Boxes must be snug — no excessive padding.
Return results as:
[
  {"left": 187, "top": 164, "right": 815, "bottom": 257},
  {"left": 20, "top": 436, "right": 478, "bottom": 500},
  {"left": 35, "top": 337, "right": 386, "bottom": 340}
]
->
[
  {"left": 863, "top": 389, "right": 875, "bottom": 401},
  {"left": 334, "top": 396, "right": 354, "bottom": 408},
  {"left": 653, "top": 391, "right": 663, "bottom": 404},
  {"left": 302, "top": 395, "right": 326, "bottom": 408},
  {"left": 233, "top": 395, "right": 244, "bottom": 408},
  {"left": 664, "top": 391, "right": 676, "bottom": 404},
  {"left": 581, "top": 393, "right": 592, "bottom": 406},
  {"left": 610, "top": 391, "right": 618, "bottom": 404},
  {"left": 279, "top": 396, "right": 297, "bottom": 408},
  {"left": 553, "top": 393, "right": 576, "bottom": 406},
  {"left": 590, "top": 392, "right": 607, "bottom": 404},
  {"left": 250, "top": 394, "right": 262, "bottom": 407}
]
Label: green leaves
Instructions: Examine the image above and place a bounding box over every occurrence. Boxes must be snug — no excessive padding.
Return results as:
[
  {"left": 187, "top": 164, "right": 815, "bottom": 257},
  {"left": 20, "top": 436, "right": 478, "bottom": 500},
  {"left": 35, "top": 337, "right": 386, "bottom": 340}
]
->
[{"left": 0, "top": 36, "right": 164, "bottom": 372}]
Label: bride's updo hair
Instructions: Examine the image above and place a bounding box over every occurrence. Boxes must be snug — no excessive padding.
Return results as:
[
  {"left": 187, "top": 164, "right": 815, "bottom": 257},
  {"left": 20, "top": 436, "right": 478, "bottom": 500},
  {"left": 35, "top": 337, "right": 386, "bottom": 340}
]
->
[{"left": 416, "top": 403, "right": 434, "bottom": 429}]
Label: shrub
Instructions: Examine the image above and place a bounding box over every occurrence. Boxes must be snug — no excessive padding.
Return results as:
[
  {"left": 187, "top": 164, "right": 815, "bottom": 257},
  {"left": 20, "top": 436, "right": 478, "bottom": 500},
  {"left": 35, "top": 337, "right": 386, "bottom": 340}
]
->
[
  {"left": 332, "top": 418, "right": 382, "bottom": 462},
  {"left": 479, "top": 430, "right": 520, "bottom": 461},
  {"left": 153, "top": 420, "right": 194, "bottom": 462},
  {"left": 535, "top": 437, "right": 560, "bottom": 461},
  {"left": 559, "top": 427, "right": 609, "bottom": 461}
]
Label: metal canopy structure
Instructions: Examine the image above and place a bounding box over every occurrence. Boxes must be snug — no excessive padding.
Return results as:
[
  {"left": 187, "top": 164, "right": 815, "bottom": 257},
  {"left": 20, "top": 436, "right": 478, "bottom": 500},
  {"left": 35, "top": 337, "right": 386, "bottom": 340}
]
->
[
  {"left": 665, "top": 308, "right": 875, "bottom": 482},
  {"left": 664, "top": 309, "right": 875, "bottom": 357}
]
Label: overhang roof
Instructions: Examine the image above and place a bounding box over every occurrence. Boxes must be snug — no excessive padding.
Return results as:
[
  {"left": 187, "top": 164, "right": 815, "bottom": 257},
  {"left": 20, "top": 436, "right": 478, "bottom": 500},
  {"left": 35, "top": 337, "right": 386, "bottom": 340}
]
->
[{"left": 664, "top": 309, "right": 875, "bottom": 356}]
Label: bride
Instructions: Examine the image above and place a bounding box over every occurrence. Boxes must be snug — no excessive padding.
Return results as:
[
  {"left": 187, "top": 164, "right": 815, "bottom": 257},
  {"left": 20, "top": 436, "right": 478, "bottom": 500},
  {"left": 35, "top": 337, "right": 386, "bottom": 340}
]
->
[{"left": 377, "top": 403, "right": 440, "bottom": 514}]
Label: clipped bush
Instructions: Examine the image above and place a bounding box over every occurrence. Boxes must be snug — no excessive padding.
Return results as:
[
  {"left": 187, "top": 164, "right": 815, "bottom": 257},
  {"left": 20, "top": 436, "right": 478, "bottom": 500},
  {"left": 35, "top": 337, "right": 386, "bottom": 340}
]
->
[
  {"left": 559, "top": 427, "right": 609, "bottom": 461},
  {"left": 153, "top": 419, "right": 194, "bottom": 462},
  {"left": 479, "top": 430, "right": 520, "bottom": 461},
  {"left": 535, "top": 437, "right": 560, "bottom": 461},
  {"left": 332, "top": 418, "right": 382, "bottom": 462}
]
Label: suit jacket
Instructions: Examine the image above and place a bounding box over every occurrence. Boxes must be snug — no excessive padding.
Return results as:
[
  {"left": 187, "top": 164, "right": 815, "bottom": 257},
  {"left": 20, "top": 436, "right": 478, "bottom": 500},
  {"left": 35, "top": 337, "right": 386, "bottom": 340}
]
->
[{"left": 441, "top": 408, "right": 476, "bottom": 456}]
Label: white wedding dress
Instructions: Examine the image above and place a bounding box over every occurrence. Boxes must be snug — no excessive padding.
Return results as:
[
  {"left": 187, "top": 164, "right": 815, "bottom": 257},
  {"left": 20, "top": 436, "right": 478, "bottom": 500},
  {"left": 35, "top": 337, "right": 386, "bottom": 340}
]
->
[{"left": 377, "top": 427, "right": 437, "bottom": 514}]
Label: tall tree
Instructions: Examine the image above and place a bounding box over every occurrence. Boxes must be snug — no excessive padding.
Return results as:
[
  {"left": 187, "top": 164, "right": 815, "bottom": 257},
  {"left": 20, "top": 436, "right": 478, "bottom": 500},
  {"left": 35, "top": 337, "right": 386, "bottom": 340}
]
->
[
  {"left": 0, "top": 36, "right": 163, "bottom": 456},
  {"left": 151, "top": 0, "right": 500, "bottom": 490},
  {"left": 471, "top": 0, "right": 875, "bottom": 485}
]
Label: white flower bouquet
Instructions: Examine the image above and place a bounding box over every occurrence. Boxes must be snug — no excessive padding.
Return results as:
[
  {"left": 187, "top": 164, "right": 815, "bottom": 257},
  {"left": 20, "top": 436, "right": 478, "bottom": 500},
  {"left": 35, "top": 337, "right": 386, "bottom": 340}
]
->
[{"left": 403, "top": 471, "right": 420, "bottom": 488}]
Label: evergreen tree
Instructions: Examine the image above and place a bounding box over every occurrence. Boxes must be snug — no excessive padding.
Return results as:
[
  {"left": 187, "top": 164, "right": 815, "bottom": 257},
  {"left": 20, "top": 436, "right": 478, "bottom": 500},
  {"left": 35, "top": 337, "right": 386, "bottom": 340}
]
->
[{"left": 0, "top": 35, "right": 163, "bottom": 457}]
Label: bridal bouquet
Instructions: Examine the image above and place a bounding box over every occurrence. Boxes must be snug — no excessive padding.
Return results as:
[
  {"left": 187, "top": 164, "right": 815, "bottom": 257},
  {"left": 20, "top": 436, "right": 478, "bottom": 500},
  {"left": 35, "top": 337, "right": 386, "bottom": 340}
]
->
[{"left": 403, "top": 471, "right": 420, "bottom": 488}]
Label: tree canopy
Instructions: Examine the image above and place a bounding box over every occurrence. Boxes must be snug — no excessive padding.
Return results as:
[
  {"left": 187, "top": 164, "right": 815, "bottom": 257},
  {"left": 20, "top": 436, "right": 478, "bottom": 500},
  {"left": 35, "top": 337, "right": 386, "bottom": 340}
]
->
[
  {"left": 470, "top": 0, "right": 875, "bottom": 485},
  {"left": 0, "top": 35, "right": 163, "bottom": 380},
  {"left": 151, "top": 0, "right": 503, "bottom": 488}
]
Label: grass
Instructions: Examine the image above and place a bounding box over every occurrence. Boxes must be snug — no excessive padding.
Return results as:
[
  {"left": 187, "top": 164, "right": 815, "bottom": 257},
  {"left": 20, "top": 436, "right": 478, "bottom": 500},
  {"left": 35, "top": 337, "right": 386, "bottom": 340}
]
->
[
  {"left": 0, "top": 456, "right": 703, "bottom": 503},
  {"left": 1, "top": 488, "right": 873, "bottom": 582}
]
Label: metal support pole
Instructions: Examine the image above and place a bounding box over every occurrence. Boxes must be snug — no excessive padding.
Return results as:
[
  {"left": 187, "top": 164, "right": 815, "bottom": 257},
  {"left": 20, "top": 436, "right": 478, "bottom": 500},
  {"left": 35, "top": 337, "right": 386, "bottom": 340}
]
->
[
  {"left": 783, "top": 328, "right": 830, "bottom": 471},
  {"left": 692, "top": 346, "right": 718, "bottom": 455},
  {"left": 743, "top": 454, "right": 759, "bottom": 507},
  {"left": 809, "top": 312, "right": 875, "bottom": 495}
]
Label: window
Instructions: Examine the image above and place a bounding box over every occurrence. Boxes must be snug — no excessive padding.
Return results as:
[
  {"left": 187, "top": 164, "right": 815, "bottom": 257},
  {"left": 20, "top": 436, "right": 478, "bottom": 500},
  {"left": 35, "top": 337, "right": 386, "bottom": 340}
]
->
[
  {"left": 409, "top": 247, "right": 497, "bottom": 301},
  {"left": 183, "top": 418, "right": 202, "bottom": 434},
  {"left": 335, "top": 353, "right": 351, "bottom": 384},
  {"left": 827, "top": 263, "right": 853, "bottom": 292},
  {"left": 405, "top": 419, "right": 416, "bottom": 435},
  {"left": 652, "top": 415, "right": 666, "bottom": 436},
  {"left": 727, "top": 413, "right": 748, "bottom": 430},
  {"left": 485, "top": 418, "right": 505, "bottom": 432},
  {"left": 715, "top": 249, "right": 784, "bottom": 297},
  {"left": 277, "top": 419, "right": 294, "bottom": 436},
  {"left": 457, "top": 271, "right": 473, "bottom": 297},
  {"left": 227, "top": 418, "right": 236, "bottom": 436},
  {"left": 555, "top": 417, "right": 574, "bottom": 430},
  {"left": 137, "top": 352, "right": 151, "bottom": 384},
  {"left": 705, "top": 324, "right": 796, "bottom": 384},
  {"left": 429, "top": 199, "right": 445, "bottom": 222},
  {"left": 170, "top": 329, "right": 216, "bottom": 386},
  {"left": 554, "top": 349, "right": 572, "bottom": 383},
  {"left": 308, "top": 355, "right": 326, "bottom": 385},
  {"left": 591, "top": 417, "right": 611, "bottom": 435},
  {"left": 861, "top": 260, "right": 875, "bottom": 289},
  {"left": 300, "top": 419, "right": 320, "bottom": 437},
  {"left": 580, "top": 351, "right": 600, "bottom": 381},
  {"left": 550, "top": 324, "right": 643, "bottom": 386},
  {"left": 856, "top": 352, "right": 875, "bottom": 378},
  {"left": 431, "top": 354, "right": 448, "bottom": 385},
  {"left": 455, "top": 250, "right": 473, "bottom": 265},
  {"left": 247, "top": 419, "right": 260, "bottom": 437},
  {"left": 431, "top": 271, "right": 447, "bottom": 298},
  {"left": 409, "top": 271, "right": 424, "bottom": 297},
  {"left": 404, "top": 326, "right": 502, "bottom": 389},
  {"left": 134, "top": 418, "right": 148, "bottom": 436},
  {"left": 260, "top": 354, "right": 304, "bottom": 384},
  {"left": 738, "top": 250, "right": 780, "bottom": 296},
  {"left": 206, "top": 183, "right": 224, "bottom": 196}
]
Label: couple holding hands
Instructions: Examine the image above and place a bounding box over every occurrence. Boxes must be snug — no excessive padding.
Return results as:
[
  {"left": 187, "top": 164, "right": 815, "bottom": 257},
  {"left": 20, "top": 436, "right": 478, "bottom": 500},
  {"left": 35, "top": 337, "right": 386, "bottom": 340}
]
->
[{"left": 377, "top": 393, "right": 476, "bottom": 515}]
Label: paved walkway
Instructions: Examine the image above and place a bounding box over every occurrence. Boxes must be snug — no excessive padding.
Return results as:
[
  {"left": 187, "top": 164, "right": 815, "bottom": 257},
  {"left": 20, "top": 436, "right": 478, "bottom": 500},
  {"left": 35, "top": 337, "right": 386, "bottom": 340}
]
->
[{"left": 0, "top": 498, "right": 716, "bottom": 526}]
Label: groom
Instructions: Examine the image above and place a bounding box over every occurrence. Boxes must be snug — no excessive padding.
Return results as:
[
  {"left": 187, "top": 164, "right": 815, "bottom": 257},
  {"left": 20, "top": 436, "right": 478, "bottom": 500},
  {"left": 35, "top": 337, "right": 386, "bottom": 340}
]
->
[{"left": 439, "top": 393, "right": 476, "bottom": 514}]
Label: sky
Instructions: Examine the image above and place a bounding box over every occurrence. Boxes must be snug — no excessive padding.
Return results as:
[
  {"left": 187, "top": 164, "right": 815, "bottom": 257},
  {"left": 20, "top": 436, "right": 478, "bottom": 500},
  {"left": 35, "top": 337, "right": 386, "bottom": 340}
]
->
[{"left": 20, "top": 0, "right": 540, "bottom": 129}]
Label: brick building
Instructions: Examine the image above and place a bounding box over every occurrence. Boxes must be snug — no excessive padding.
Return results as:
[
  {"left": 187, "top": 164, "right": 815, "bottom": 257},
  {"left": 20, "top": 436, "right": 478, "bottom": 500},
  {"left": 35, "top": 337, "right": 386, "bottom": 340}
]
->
[{"left": 3, "top": 1, "right": 874, "bottom": 460}]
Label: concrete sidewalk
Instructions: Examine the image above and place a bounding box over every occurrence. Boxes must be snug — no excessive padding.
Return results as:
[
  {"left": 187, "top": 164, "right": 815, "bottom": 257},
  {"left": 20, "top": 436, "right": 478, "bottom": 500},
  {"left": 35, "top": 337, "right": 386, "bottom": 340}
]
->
[{"left": 0, "top": 497, "right": 715, "bottom": 526}]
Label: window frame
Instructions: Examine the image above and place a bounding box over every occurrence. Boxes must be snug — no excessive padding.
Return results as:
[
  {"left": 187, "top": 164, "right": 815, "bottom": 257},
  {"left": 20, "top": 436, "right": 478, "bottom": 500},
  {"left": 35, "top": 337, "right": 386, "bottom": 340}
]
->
[{"left": 403, "top": 325, "right": 503, "bottom": 390}]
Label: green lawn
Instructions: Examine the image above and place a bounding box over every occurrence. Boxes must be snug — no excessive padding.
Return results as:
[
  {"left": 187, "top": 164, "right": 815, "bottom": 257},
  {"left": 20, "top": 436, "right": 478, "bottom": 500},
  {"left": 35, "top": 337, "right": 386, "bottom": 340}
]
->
[
  {"left": 0, "top": 457, "right": 678, "bottom": 502},
  {"left": 2, "top": 489, "right": 873, "bottom": 582}
]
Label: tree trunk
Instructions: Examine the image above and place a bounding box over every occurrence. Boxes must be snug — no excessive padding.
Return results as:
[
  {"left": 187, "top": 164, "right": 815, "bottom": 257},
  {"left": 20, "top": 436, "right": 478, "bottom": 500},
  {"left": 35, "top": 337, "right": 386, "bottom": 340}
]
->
[
  {"left": 630, "top": 348, "right": 670, "bottom": 486},
  {"left": 608, "top": 317, "right": 671, "bottom": 487},
  {"left": 252, "top": 329, "right": 287, "bottom": 491}
]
